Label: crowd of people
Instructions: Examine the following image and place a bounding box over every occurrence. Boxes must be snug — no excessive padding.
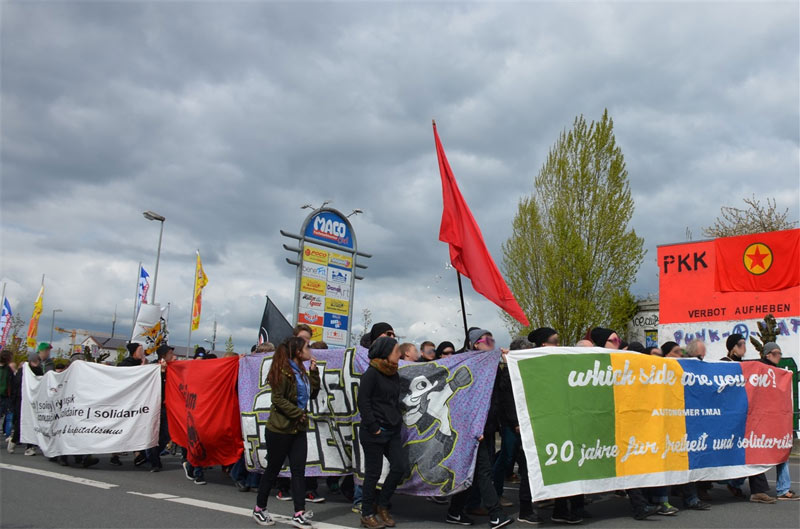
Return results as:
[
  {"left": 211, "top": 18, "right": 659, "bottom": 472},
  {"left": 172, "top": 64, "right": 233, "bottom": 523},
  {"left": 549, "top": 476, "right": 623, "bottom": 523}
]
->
[{"left": 0, "top": 321, "right": 796, "bottom": 529}]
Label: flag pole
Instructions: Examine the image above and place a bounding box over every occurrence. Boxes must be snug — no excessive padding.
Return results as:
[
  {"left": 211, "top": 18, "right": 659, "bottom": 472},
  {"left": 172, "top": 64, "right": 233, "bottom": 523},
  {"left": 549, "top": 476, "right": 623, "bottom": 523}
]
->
[
  {"left": 186, "top": 250, "right": 198, "bottom": 356},
  {"left": 456, "top": 271, "right": 469, "bottom": 348},
  {"left": 0, "top": 282, "right": 6, "bottom": 311},
  {"left": 133, "top": 262, "right": 141, "bottom": 337}
]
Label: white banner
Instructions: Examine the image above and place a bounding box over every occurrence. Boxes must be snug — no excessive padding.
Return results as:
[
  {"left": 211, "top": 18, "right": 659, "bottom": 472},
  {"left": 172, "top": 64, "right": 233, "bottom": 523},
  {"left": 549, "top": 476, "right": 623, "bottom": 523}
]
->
[{"left": 21, "top": 361, "right": 161, "bottom": 457}]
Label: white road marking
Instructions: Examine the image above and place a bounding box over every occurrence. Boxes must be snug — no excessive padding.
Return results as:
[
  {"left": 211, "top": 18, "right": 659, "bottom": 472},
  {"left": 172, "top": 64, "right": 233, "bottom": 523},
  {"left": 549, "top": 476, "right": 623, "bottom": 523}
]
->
[
  {"left": 127, "top": 490, "right": 355, "bottom": 528},
  {"left": 0, "top": 463, "right": 118, "bottom": 490}
]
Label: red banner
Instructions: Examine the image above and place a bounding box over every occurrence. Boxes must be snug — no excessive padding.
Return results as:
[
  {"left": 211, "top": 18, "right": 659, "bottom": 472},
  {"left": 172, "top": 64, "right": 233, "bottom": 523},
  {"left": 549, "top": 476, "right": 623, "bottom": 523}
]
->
[
  {"left": 714, "top": 229, "right": 800, "bottom": 293},
  {"left": 166, "top": 356, "right": 242, "bottom": 467}
]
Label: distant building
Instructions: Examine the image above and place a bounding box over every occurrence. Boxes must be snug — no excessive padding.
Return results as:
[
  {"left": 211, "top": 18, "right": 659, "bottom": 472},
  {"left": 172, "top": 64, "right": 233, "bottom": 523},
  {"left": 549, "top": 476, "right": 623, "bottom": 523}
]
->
[
  {"left": 628, "top": 298, "right": 659, "bottom": 348},
  {"left": 82, "top": 333, "right": 225, "bottom": 361}
]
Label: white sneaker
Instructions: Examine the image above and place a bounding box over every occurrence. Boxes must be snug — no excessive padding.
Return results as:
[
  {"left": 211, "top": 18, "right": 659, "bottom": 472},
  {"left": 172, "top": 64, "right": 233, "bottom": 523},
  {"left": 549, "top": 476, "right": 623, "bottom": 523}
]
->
[
  {"left": 24, "top": 447, "right": 36, "bottom": 456},
  {"left": 6, "top": 438, "right": 15, "bottom": 454}
]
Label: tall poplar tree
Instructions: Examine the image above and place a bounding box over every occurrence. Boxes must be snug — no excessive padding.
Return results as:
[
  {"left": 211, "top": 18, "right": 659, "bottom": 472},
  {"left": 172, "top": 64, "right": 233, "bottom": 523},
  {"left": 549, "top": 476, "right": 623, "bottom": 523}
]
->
[{"left": 502, "top": 110, "right": 645, "bottom": 342}]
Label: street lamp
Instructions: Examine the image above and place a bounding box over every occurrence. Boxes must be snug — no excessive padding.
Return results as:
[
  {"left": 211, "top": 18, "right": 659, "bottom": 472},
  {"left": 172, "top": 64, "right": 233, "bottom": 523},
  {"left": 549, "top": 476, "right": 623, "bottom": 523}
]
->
[
  {"left": 50, "top": 308, "right": 62, "bottom": 343},
  {"left": 143, "top": 210, "right": 166, "bottom": 305}
]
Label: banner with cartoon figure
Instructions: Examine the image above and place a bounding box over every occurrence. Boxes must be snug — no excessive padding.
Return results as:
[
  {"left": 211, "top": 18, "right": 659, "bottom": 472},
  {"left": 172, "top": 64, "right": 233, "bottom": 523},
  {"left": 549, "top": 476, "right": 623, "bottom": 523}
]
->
[
  {"left": 507, "top": 347, "right": 793, "bottom": 500},
  {"left": 238, "top": 347, "right": 499, "bottom": 496}
]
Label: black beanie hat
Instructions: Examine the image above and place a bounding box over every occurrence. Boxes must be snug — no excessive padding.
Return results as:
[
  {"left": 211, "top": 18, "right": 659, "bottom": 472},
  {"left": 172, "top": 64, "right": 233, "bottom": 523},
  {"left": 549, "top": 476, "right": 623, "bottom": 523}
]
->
[
  {"left": 528, "top": 327, "right": 557, "bottom": 347},
  {"left": 726, "top": 333, "right": 744, "bottom": 352},
  {"left": 590, "top": 327, "right": 614, "bottom": 347},
  {"left": 661, "top": 341, "right": 680, "bottom": 356},
  {"left": 368, "top": 336, "right": 397, "bottom": 360},
  {"left": 126, "top": 342, "right": 141, "bottom": 356},
  {"left": 435, "top": 341, "right": 455, "bottom": 358},
  {"left": 628, "top": 341, "right": 646, "bottom": 353},
  {"left": 156, "top": 344, "right": 174, "bottom": 359},
  {"left": 194, "top": 346, "right": 207, "bottom": 359},
  {"left": 369, "top": 322, "right": 394, "bottom": 343}
]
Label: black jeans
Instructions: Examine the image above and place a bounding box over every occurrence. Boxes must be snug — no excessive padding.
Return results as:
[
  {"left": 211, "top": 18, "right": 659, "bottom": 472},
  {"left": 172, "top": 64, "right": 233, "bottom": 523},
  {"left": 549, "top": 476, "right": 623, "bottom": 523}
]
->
[
  {"left": 516, "top": 437, "right": 534, "bottom": 517},
  {"left": 360, "top": 427, "right": 408, "bottom": 517},
  {"left": 148, "top": 406, "right": 170, "bottom": 469},
  {"left": 627, "top": 488, "right": 649, "bottom": 516},
  {"left": 257, "top": 430, "right": 308, "bottom": 513},
  {"left": 449, "top": 437, "right": 503, "bottom": 519},
  {"left": 553, "top": 495, "right": 584, "bottom": 518}
]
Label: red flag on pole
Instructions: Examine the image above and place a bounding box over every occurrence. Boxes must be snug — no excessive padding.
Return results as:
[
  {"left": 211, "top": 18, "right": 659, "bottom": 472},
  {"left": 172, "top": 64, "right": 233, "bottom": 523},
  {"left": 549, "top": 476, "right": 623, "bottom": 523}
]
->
[
  {"left": 166, "top": 356, "right": 243, "bottom": 467},
  {"left": 433, "top": 121, "right": 530, "bottom": 327}
]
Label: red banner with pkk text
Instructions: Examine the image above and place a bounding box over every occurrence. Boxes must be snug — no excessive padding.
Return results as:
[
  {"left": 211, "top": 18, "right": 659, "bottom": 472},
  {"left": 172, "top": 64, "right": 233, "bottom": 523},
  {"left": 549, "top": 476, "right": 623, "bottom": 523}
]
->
[{"left": 166, "top": 356, "right": 243, "bottom": 467}]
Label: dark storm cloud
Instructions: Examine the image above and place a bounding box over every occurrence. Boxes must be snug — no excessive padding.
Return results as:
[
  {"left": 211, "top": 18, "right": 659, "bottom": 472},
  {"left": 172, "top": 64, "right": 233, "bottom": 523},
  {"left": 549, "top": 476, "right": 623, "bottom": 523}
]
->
[{"left": 2, "top": 1, "right": 797, "bottom": 351}]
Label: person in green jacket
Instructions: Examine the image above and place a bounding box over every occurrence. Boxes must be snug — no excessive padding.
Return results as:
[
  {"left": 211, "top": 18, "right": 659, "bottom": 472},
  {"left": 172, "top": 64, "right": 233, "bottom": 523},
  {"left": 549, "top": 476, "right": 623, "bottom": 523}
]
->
[{"left": 253, "top": 336, "right": 320, "bottom": 528}]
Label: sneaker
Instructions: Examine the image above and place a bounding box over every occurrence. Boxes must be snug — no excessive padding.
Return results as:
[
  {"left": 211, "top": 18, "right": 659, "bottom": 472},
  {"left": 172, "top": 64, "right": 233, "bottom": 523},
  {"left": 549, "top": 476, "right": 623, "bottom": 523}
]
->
[
  {"left": 149, "top": 466, "right": 161, "bottom": 473},
  {"left": 489, "top": 515, "right": 513, "bottom": 529},
  {"left": 6, "top": 438, "right": 15, "bottom": 454},
  {"left": 633, "top": 504, "right": 661, "bottom": 520},
  {"left": 133, "top": 452, "right": 147, "bottom": 466},
  {"left": 305, "top": 491, "right": 326, "bottom": 503},
  {"left": 657, "top": 502, "right": 679, "bottom": 515},
  {"left": 252, "top": 507, "right": 275, "bottom": 526},
  {"left": 352, "top": 502, "right": 363, "bottom": 514},
  {"left": 182, "top": 461, "right": 193, "bottom": 480},
  {"left": 292, "top": 511, "right": 313, "bottom": 528},
  {"left": 499, "top": 496, "right": 513, "bottom": 508},
  {"left": 551, "top": 513, "right": 582, "bottom": 524},
  {"left": 110, "top": 455, "right": 122, "bottom": 466},
  {"left": 749, "top": 493, "right": 776, "bottom": 504},
  {"left": 517, "top": 513, "right": 544, "bottom": 525},
  {"left": 686, "top": 501, "right": 710, "bottom": 510},
  {"left": 276, "top": 490, "right": 292, "bottom": 501},
  {"left": 24, "top": 447, "right": 36, "bottom": 456},
  {"left": 446, "top": 512, "right": 474, "bottom": 525},
  {"left": 428, "top": 496, "right": 449, "bottom": 505},
  {"left": 236, "top": 481, "right": 251, "bottom": 492},
  {"left": 193, "top": 476, "right": 207, "bottom": 485}
]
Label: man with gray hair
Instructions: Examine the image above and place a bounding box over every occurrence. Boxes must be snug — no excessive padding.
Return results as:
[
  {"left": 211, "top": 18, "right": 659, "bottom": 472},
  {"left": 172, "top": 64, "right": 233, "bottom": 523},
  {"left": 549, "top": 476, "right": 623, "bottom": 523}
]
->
[{"left": 685, "top": 339, "right": 706, "bottom": 361}]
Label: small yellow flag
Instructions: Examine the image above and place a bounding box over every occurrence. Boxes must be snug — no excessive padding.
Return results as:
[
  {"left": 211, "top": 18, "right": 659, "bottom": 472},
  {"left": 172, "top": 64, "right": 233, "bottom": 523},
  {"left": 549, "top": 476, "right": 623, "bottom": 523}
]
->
[
  {"left": 26, "top": 286, "right": 44, "bottom": 349},
  {"left": 191, "top": 252, "right": 208, "bottom": 331}
]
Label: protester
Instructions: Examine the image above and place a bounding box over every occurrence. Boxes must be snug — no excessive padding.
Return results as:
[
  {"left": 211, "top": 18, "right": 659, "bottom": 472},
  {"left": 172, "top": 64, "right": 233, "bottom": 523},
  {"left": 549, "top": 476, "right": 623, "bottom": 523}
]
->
[
  {"left": 419, "top": 341, "right": 436, "bottom": 362},
  {"left": 528, "top": 327, "right": 559, "bottom": 348},
  {"left": 685, "top": 339, "right": 706, "bottom": 360},
  {"left": 148, "top": 344, "right": 175, "bottom": 472},
  {"left": 660, "top": 341, "right": 682, "bottom": 358},
  {"left": 399, "top": 342, "right": 420, "bottom": 362},
  {"left": 357, "top": 336, "right": 408, "bottom": 529},
  {"left": 37, "top": 342, "right": 55, "bottom": 373},
  {"left": 627, "top": 341, "right": 646, "bottom": 354},
  {"left": 59, "top": 352, "right": 100, "bottom": 468},
  {"left": 11, "top": 353, "right": 43, "bottom": 456},
  {"left": 589, "top": 327, "right": 661, "bottom": 520},
  {"left": 253, "top": 337, "right": 320, "bottom": 528},
  {"left": 111, "top": 342, "right": 147, "bottom": 467},
  {"left": 360, "top": 322, "right": 396, "bottom": 349},
  {"left": 648, "top": 346, "right": 664, "bottom": 357},
  {"left": 435, "top": 341, "right": 456, "bottom": 359},
  {"left": 0, "top": 349, "right": 13, "bottom": 443},
  {"left": 721, "top": 334, "right": 746, "bottom": 362},
  {"left": 447, "top": 328, "right": 512, "bottom": 529},
  {"left": 256, "top": 342, "right": 275, "bottom": 353},
  {"left": 760, "top": 343, "right": 797, "bottom": 501}
]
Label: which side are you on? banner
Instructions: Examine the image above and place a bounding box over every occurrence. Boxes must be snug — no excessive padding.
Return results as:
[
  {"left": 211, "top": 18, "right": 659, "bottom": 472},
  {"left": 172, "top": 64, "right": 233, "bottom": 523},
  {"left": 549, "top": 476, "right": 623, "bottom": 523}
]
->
[{"left": 507, "top": 348, "right": 793, "bottom": 501}]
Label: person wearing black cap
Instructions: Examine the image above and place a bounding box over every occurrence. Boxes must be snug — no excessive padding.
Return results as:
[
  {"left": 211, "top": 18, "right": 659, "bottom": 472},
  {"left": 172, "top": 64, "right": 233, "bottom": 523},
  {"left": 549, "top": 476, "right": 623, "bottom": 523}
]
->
[
  {"left": 528, "top": 327, "right": 559, "bottom": 348},
  {"left": 627, "top": 342, "right": 646, "bottom": 354},
  {"left": 147, "top": 344, "right": 175, "bottom": 472},
  {"left": 589, "top": 328, "right": 621, "bottom": 349},
  {"left": 660, "top": 341, "right": 682, "bottom": 358},
  {"left": 357, "top": 336, "right": 407, "bottom": 529},
  {"left": 721, "top": 334, "right": 746, "bottom": 362},
  {"left": 435, "top": 341, "right": 456, "bottom": 359}
]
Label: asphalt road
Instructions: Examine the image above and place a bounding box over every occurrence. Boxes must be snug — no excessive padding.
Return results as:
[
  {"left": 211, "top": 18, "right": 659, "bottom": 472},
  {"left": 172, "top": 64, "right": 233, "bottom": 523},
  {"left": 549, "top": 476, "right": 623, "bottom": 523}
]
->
[{"left": 1, "top": 450, "right": 798, "bottom": 529}]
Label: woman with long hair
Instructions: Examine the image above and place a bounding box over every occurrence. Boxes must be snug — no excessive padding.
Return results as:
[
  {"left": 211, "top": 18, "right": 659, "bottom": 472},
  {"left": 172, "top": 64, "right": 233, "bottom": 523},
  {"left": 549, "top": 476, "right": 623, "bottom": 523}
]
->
[
  {"left": 253, "top": 337, "right": 319, "bottom": 528},
  {"left": 357, "top": 336, "right": 409, "bottom": 529}
]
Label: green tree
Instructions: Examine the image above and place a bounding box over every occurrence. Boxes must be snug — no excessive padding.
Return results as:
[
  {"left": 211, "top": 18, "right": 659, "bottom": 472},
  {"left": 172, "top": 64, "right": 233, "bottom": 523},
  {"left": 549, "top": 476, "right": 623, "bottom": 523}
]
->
[
  {"left": 225, "top": 335, "right": 235, "bottom": 354},
  {"left": 703, "top": 195, "right": 796, "bottom": 238},
  {"left": 502, "top": 110, "right": 645, "bottom": 343}
]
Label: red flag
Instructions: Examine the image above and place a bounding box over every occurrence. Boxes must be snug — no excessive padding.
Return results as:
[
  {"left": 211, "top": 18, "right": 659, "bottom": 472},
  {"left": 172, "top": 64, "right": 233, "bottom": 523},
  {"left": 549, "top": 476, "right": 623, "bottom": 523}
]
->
[
  {"left": 714, "top": 229, "right": 800, "bottom": 292},
  {"left": 434, "top": 122, "right": 530, "bottom": 327},
  {"left": 166, "top": 356, "right": 243, "bottom": 467}
]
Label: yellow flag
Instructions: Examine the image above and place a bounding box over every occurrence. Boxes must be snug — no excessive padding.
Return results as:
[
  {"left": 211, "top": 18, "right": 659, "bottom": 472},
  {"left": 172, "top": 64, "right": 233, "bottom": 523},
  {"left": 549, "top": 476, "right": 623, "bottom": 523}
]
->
[
  {"left": 26, "top": 285, "right": 44, "bottom": 349},
  {"left": 191, "top": 251, "right": 208, "bottom": 331}
]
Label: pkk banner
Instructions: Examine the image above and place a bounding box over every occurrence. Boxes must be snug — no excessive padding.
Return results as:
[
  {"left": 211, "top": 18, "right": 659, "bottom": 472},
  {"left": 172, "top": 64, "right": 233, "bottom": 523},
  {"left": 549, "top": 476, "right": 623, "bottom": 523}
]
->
[
  {"left": 238, "top": 347, "right": 499, "bottom": 496},
  {"left": 507, "top": 348, "right": 794, "bottom": 501},
  {"left": 166, "top": 356, "right": 242, "bottom": 467},
  {"left": 21, "top": 361, "right": 160, "bottom": 457}
]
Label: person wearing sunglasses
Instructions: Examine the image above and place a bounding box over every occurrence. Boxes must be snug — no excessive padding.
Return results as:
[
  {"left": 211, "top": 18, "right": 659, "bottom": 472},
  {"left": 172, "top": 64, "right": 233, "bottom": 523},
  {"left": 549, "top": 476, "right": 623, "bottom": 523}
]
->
[
  {"left": 435, "top": 341, "right": 456, "bottom": 359},
  {"left": 447, "top": 328, "right": 512, "bottom": 529},
  {"left": 720, "top": 333, "right": 747, "bottom": 362}
]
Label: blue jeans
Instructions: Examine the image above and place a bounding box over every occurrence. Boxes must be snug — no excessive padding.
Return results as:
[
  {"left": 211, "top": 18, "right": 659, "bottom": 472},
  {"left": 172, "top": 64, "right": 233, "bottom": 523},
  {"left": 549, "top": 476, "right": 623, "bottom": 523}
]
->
[
  {"left": 232, "top": 455, "right": 260, "bottom": 488},
  {"left": 776, "top": 462, "right": 791, "bottom": 496},
  {"left": 0, "top": 397, "right": 12, "bottom": 438},
  {"left": 492, "top": 426, "right": 518, "bottom": 498},
  {"left": 353, "top": 484, "right": 362, "bottom": 505},
  {"left": 646, "top": 486, "right": 670, "bottom": 504}
]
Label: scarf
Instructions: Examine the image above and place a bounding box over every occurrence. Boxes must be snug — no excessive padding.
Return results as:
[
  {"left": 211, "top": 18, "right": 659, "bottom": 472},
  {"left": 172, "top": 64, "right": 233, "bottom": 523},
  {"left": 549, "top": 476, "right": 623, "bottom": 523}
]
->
[{"left": 369, "top": 357, "right": 398, "bottom": 376}]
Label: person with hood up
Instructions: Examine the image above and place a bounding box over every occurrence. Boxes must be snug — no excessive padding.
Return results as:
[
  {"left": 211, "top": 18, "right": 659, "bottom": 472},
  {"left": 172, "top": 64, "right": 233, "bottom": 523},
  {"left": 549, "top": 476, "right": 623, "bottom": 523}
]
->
[
  {"left": 357, "top": 336, "right": 408, "bottom": 529},
  {"left": 10, "top": 353, "right": 42, "bottom": 456}
]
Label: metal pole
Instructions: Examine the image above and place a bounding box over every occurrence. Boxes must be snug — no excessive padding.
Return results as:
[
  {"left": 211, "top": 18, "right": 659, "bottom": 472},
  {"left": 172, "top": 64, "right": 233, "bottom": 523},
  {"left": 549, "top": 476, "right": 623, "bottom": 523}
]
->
[
  {"left": 211, "top": 316, "right": 217, "bottom": 351},
  {"left": 133, "top": 262, "right": 141, "bottom": 338},
  {"left": 151, "top": 220, "right": 164, "bottom": 304},
  {"left": 0, "top": 282, "right": 6, "bottom": 312},
  {"left": 50, "top": 309, "right": 56, "bottom": 343},
  {"left": 186, "top": 251, "right": 198, "bottom": 356},
  {"left": 456, "top": 271, "right": 469, "bottom": 348},
  {"left": 112, "top": 305, "right": 117, "bottom": 338}
]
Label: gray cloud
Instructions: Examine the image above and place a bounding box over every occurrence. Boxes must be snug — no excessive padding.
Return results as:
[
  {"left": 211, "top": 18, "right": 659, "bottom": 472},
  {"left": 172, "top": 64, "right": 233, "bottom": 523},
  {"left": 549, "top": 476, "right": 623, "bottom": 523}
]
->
[{"left": 2, "top": 2, "right": 797, "bottom": 353}]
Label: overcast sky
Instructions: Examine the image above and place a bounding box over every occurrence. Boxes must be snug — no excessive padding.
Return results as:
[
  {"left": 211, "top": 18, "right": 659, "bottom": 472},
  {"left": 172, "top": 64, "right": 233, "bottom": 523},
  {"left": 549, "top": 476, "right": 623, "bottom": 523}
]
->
[{"left": 2, "top": 1, "right": 798, "bottom": 354}]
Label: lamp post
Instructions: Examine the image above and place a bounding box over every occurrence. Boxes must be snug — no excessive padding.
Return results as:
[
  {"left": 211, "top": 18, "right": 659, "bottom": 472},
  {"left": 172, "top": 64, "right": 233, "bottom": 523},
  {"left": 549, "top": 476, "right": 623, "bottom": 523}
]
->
[
  {"left": 50, "top": 308, "right": 62, "bottom": 343},
  {"left": 143, "top": 210, "right": 166, "bottom": 304}
]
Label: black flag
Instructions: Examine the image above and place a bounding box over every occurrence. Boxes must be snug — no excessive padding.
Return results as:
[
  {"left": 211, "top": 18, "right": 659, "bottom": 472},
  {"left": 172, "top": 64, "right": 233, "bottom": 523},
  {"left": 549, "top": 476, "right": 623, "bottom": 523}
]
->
[{"left": 258, "top": 296, "right": 293, "bottom": 346}]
